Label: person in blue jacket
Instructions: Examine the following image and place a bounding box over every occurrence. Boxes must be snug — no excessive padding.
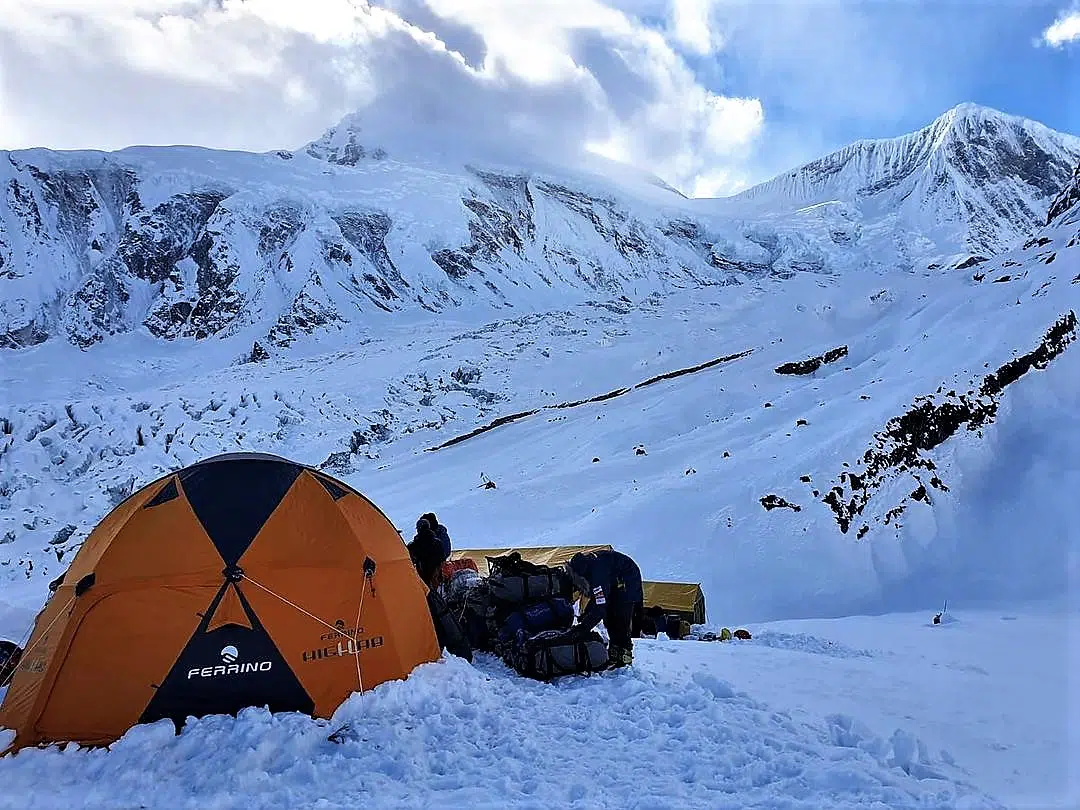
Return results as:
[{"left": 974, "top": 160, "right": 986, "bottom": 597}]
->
[{"left": 565, "top": 549, "right": 643, "bottom": 667}]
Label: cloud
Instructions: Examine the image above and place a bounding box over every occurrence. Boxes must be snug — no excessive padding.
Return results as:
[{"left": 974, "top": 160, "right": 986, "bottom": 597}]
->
[
  {"left": 669, "top": 0, "right": 722, "bottom": 55},
  {"left": 0, "top": 0, "right": 763, "bottom": 196},
  {"left": 1042, "top": 6, "right": 1080, "bottom": 46}
]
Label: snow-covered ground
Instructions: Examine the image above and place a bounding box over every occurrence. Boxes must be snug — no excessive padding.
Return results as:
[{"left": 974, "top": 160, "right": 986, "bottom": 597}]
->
[{"left": 2, "top": 607, "right": 1075, "bottom": 809}]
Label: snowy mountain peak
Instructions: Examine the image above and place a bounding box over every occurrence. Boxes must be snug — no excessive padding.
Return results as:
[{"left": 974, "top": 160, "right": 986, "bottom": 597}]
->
[
  {"left": 724, "top": 104, "right": 1080, "bottom": 267},
  {"left": 302, "top": 112, "right": 388, "bottom": 166}
]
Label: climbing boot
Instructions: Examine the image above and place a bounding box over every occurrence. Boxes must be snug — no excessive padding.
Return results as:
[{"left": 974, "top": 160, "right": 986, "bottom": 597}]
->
[{"left": 608, "top": 644, "right": 633, "bottom": 668}]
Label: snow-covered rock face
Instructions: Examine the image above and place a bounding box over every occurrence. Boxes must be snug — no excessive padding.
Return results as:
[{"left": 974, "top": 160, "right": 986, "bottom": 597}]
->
[
  {"left": 720, "top": 104, "right": 1080, "bottom": 270},
  {"left": 1047, "top": 162, "right": 1080, "bottom": 226},
  {"left": 301, "top": 113, "right": 388, "bottom": 166},
  {"left": 2, "top": 104, "right": 1076, "bottom": 352}
]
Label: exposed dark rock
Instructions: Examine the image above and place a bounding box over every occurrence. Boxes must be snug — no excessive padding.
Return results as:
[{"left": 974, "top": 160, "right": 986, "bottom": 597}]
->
[
  {"left": 0, "top": 321, "right": 50, "bottom": 350},
  {"left": 7, "top": 178, "right": 44, "bottom": 235},
  {"left": 50, "top": 524, "right": 77, "bottom": 546},
  {"left": 820, "top": 311, "right": 1077, "bottom": 532},
  {"left": 249, "top": 341, "right": 270, "bottom": 363},
  {"left": 1047, "top": 163, "right": 1080, "bottom": 225},
  {"left": 349, "top": 420, "right": 392, "bottom": 452},
  {"left": 432, "top": 248, "right": 475, "bottom": 279},
  {"left": 334, "top": 211, "right": 407, "bottom": 298},
  {"left": 119, "top": 192, "right": 226, "bottom": 284},
  {"left": 538, "top": 182, "right": 650, "bottom": 259},
  {"left": 257, "top": 204, "right": 306, "bottom": 258},
  {"left": 775, "top": 345, "right": 848, "bottom": 376},
  {"left": 954, "top": 255, "right": 988, "bottom": 270},
  {"left": 451, "top": 365, "right": 481, "bottom": 385},
  {"left": 633, "top": 349, "right": 752, "bottom": 389},
  {"left": 64, "top": 263, "right": 132, "bottom": 347},
  {"left": 760, "top": 494, "right": 801, "bottom": 512},
  {"left": 267, "top": 287, "right": 345, "bottom": 347}
]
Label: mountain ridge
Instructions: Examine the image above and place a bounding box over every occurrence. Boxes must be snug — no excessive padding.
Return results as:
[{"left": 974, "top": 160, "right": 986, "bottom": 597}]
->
[{"left": 1, "top": 103, "right": 1077, "bottom": 352}]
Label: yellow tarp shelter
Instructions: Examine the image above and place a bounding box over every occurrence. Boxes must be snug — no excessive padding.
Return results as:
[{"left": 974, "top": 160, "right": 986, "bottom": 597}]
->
[
  {"left": 642, "top": 581, "right": 706, "bottom": 625},
  {"left": 451, "top": 545, "right": 706, "bottom": 624}
]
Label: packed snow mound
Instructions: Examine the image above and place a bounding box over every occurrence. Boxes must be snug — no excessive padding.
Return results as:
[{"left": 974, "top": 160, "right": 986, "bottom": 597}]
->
[
  {"left": 718, "top": 104, "right": 1080, "bottom": 269},
  {"left": 0, "top": 647, "right": 1005, "bottom": 810}
]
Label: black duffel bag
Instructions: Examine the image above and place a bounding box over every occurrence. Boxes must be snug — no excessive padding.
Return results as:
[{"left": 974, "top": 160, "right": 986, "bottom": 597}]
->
[
  {"left": 427, "top": 590, "right": 473, "bottom": 662},
  {"left": 511, "top": 627, "right": 608, "bottom": 681},
  {"left": 487, "top": 552, "right": 572, "bottom": 606}
]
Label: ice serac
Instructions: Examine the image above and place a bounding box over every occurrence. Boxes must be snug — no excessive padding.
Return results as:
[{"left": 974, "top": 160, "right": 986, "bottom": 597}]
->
[{"left": 721, "top": 103, "right": 1080, "bottom": 270}]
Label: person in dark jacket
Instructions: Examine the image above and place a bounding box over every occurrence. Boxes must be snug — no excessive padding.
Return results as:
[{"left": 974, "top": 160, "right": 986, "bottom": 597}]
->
[
  {"left": 407, "top": 513, "right": 453, "bottom": 588},
  {"left": 565, "top": 549, "right": 643, "bottom": 667},
  {"left": 420, "top": 512, "right": 452, "bottom": 559},
  {"left": 0, "top": 640, "right": 22, "bottom": 687}
]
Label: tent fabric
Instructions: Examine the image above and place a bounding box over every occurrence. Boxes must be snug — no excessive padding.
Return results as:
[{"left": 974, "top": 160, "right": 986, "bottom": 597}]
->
[
  {"left": 450, "top": 545, "right": 614, "bottom": 577},
  {"left": 642, "top": 582, "right": 706, "bottom": 625},
  {"left": 0, "top": 453, "right": 439, "bottom": 753},
  {"left": 452, "top": 546, "right": 705, "bottom": 624}
]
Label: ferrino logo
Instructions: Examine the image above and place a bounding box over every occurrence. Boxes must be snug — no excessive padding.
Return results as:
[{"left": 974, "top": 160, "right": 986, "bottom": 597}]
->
[{"left": 186, "top": 645, "right": 273, "bottom": 679}]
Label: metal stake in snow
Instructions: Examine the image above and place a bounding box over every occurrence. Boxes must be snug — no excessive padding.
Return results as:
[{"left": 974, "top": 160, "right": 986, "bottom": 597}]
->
[{"left": 933, "top": 599, "right": 947, "bottom": 625}]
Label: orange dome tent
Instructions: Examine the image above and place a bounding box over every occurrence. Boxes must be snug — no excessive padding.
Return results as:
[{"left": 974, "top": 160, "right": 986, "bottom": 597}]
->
[{"left": 0, "top": 452, "right": 439, "bottom": 752}]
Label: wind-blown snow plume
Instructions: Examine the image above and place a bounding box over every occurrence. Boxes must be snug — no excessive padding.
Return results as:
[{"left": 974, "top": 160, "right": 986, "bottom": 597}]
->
[{"left": 0, "top": 0, "right": 762, "bottom": 195}]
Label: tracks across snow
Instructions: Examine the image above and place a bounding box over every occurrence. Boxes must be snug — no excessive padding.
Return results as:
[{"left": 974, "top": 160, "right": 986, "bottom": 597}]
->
[{"left": 426, "top": 348, "right": 753, "bottom": 452}]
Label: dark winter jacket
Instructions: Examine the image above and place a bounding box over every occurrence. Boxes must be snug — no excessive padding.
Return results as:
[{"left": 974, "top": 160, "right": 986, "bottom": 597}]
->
[
  {"left": 408, "top": 518, "right": 449, "bottom": 587},
  {"left": 421, "top": 512, "right": 452, "bottom": 558},
  {"left": 566, "top": 550, "right": 643, "bottom": 632},
  {"left": 0, "top": 640, "right": 22, "bottom": 687}
]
